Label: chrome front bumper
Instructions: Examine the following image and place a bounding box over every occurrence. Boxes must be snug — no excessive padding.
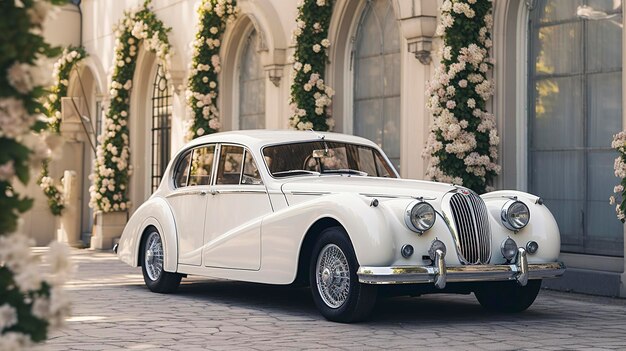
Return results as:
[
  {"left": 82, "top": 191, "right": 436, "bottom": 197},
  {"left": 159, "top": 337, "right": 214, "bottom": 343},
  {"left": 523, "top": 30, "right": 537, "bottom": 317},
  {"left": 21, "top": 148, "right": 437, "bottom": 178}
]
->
[{"left": 357, "top": 248, "right": 565, "bottom": 289}]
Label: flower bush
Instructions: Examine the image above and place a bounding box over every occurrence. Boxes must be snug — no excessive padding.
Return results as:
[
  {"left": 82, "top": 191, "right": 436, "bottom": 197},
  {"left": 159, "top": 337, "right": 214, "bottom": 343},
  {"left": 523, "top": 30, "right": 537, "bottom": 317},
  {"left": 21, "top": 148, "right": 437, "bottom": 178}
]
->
[
  {"left": 610, "top": 131, "right": 626, "bottom": 222},
  {"left": 90, "top": 0, "right": 172, "bottom": 213},
  {"left": 423, "top": 0, "right": 500, "bottom": 194},
  {"left": 38, "top": 46, "right": 87, "bottom": 216},
  {"left": 186, "top": 0, "right": 239, "bottom": 140},
  {"left": 288, "top": 0, "right": 335, "bottom": 131},
  {"left": 1, "top": 0, "right": 73, "bottom": 348}
]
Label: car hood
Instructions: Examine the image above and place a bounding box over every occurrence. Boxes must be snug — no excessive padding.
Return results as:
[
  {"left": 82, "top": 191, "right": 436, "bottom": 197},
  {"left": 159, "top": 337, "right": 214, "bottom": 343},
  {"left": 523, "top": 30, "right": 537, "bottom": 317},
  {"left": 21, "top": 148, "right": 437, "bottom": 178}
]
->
[{"left": 280, "top": 176, "right": 457, "bottom": 200}]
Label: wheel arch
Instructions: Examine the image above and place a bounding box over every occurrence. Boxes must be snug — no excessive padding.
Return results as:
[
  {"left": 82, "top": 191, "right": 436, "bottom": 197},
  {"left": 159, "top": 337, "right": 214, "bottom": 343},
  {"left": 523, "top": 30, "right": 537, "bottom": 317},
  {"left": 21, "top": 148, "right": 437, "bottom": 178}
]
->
[{"left": 294, "top": 217, "right": 351, "bottom": 286}]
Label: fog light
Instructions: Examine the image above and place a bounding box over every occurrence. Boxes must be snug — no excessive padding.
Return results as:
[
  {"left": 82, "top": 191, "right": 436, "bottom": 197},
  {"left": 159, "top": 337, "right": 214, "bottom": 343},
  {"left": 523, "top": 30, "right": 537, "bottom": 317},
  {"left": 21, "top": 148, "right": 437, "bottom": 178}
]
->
[
  {"left": 501, "top": 237, "right": 518, "bottom": 261},
  {"left": 428, "top": 239, "right": 446, "bottom": 261},
  {"left": 526, "top": 241, "right": 539, "bottom": 254},
  {"left": 401, "top": 244, "right": 414, "bottom": 258}
]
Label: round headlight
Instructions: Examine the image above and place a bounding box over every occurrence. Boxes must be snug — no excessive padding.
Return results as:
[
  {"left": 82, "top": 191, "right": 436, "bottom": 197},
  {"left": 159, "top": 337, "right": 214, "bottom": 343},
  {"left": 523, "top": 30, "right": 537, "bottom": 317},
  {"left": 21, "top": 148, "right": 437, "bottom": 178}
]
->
[
  {"left": 501, "top": 200, "right": 530, "bottom": 231},
  {"left": 405, "top": 201, "right": 436, "bottom": 233},
  {"left": 501, "top": 237, "right": 518, "bottom": 261}
]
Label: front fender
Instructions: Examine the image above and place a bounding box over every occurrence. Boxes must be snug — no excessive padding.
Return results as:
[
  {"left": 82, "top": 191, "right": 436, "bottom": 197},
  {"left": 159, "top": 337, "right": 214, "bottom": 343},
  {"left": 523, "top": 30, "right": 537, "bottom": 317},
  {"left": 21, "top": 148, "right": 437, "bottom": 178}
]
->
[
  {"left": 260, "top": 193, "right": 396, "bottom": 284},
  {"left": 117, "top": 196, "right": 178, "bottom": 273},
  {"left": 482, "top": 190, "right": 561, "bottom": 263}
]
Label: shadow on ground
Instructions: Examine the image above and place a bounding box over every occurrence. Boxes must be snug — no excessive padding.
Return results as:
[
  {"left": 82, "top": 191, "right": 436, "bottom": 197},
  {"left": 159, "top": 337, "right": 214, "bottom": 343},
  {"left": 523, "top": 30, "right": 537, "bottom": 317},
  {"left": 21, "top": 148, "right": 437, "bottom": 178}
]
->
[{"left": 128, "top": 277, "right": 561, "bottom": 325}]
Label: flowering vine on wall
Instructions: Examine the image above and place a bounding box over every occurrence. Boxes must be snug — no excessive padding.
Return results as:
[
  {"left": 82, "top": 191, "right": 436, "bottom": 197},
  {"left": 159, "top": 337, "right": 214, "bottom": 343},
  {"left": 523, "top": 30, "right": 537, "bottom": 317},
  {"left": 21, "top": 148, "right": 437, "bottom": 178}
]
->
[
  {"left": 38, "top": 46, "right": 87, "bottom": 216},
  {"left": 423, "top": 0, "right": 500, "bottom": 194},
  {"left": 288, "top": 0, "right": 335, "bottom": 131},
  {"left": 1, "top": 0, "right": 73, "bottom": 348},
  {"left": 611, "top": 132, "right": 626, "bottom": 221},
  {"left": 89, "top": 1, "right": 172, "bottom": 213},
  {"left": 186, "top": 0, "right": 239, "bottom": 140}
]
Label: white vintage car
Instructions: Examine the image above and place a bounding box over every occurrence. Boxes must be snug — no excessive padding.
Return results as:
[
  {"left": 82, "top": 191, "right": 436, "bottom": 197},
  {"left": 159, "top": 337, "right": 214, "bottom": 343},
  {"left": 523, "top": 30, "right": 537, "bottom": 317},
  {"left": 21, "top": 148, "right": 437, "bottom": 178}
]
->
[{"left": 116, "top": 130, "right": 565, "bottom": 322}]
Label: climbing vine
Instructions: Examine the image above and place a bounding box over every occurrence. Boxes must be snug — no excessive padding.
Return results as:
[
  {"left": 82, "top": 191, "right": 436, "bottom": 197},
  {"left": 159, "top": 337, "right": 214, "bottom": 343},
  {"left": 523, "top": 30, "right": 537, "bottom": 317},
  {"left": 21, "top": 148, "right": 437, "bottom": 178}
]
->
[
  {"left": 423, "top": 0, "right": 500, "bottom": 194},
  {"left": 89, "top": 0, "right": 172, "bottom": 212},
  {"left": 186, "top": 0, "right": 239, "bottom": 140},
  {"left": 288, "top": 0, "right": 335, "bottom": 131},
  {"left": 38, "top": 46, "right": 87, "bottom": 216}
]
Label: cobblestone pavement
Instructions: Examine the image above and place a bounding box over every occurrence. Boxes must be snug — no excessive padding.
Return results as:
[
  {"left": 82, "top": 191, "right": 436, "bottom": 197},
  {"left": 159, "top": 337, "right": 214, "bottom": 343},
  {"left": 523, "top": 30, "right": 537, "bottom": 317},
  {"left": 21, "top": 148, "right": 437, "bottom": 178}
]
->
[{"left": 33, "top": 248, "right": 626, "bottom": 351}]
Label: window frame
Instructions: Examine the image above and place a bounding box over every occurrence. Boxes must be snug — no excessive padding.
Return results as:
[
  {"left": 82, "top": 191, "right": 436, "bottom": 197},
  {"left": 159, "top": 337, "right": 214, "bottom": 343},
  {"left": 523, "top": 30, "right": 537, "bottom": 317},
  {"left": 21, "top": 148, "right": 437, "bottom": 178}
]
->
[{"left": 213, "top": 143, "right": 265, "bottom": 187}]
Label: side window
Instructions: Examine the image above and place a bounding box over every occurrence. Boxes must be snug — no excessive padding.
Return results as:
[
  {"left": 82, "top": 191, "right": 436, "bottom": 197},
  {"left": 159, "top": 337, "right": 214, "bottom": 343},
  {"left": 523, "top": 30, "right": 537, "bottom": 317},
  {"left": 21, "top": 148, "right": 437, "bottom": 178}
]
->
[
  {"left": 189, "top": 145, "right": 216, "bottom": 186},
  {"left": 216, "top": 145, "right": 244, "bottom": 185},
  {"left": 173, "top": 151, "right": 192, "bottom": 188},
  {"left": 375, "top": 152, "right": 394, "bottom": 178},
  {"left": 242, "top": 150, "right": 263, "bottom": 185}
]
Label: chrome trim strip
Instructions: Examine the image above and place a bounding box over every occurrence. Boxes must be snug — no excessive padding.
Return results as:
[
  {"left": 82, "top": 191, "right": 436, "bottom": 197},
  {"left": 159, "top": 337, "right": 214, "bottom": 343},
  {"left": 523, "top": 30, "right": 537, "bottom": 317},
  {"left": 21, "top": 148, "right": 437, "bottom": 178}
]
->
[
  {"left": 290, "top": 191, "right": 331, "bottom": 196},
  {"left": 165, "top": 190, "right": 208, "bottom": 198},
  {"left": 356, "top": 262, "right": 565, "bottom": 285},
  {"left": 359, "top": 193, "right": 437, "bottom": 200}
]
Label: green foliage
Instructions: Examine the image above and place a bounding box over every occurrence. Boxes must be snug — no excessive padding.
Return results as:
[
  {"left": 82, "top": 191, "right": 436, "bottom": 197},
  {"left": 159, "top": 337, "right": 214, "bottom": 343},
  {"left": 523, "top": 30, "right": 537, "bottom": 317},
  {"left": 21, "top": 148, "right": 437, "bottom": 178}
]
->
[
  {"left": 424, "top": 0, "right": 499, "bottom": 194},
  {"left": 288, "top": 0, "right": 335, "bottom": 131},
  {"left": 90, "top": 1, "right": 171, "bottom": 212},
  {"left": 187, "top": 0, "right": 238, "bottom": 140}
]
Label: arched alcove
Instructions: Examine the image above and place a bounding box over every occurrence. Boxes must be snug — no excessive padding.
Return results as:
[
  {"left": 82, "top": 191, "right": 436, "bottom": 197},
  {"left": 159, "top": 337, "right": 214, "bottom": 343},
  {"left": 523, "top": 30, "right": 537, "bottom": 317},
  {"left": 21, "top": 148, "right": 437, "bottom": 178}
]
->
[{"left": 129, "top": 47, "right": 159, "bottom": 213}]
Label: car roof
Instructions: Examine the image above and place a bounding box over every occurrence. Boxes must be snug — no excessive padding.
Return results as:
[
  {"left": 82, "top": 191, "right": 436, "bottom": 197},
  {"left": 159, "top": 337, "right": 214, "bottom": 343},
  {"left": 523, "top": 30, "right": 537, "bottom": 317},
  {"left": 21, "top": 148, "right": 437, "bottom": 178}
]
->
[{"left": 184, "top": 129, "right": 380, "bottom": 151}]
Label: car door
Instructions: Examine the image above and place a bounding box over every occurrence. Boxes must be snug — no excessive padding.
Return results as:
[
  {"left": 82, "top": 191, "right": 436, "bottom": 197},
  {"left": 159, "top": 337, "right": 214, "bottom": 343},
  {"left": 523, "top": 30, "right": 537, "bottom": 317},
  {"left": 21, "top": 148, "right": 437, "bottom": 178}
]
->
[
  {"left": 203, "top": 144, "right": 272, "bottom": 270},
  {"left": 166, "top": 144, "right": 216, "bottom": 266}
]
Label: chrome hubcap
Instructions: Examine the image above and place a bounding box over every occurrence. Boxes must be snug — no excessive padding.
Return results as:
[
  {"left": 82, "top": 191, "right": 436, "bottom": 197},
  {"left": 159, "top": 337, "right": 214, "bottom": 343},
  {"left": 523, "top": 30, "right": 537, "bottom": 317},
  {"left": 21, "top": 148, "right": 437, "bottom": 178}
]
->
[
  {"left": 316, "top": 244, "right": 350, "bottom": 309},
  {"left": 144, "top": 232, "right": 163, "bottom": 281}
]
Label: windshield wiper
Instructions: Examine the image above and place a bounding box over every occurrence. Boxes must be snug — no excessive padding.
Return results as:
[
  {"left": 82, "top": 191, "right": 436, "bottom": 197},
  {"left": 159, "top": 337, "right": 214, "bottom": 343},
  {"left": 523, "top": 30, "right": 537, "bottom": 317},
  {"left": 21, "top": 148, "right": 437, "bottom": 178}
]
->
[
  {"left": 321, "top": 169, "right": 368, "bottom": 176},
  {"left": 273, "top": 170, "right": 321, "bottom": 177}
]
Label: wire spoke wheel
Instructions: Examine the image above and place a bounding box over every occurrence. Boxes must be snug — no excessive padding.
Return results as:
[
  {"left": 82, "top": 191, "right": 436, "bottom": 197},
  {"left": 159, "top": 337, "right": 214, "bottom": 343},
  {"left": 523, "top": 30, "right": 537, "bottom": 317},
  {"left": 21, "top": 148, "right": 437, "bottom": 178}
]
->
[
  {"left": 144, "top": 232, "right": 164, "bottom": 281},
  {"left": 316, "top": 243, "right": 351, "bottom": 309}
]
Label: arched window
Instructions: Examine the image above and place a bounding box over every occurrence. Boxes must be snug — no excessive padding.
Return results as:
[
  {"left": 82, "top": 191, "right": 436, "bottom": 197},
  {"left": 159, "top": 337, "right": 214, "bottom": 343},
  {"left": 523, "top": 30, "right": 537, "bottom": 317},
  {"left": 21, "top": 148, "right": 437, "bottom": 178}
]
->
[
  {"left": 353, "top": 0, "right": 401, "bottom": 171},
  {"left": 238, "top": 28, "right": 265, "bottom": 130},
  {"left": 528, "top": 0, "right": 623, "bottom": 256},
  {"left": 151, "top": 64, "right": 172, "bottom": 192}
]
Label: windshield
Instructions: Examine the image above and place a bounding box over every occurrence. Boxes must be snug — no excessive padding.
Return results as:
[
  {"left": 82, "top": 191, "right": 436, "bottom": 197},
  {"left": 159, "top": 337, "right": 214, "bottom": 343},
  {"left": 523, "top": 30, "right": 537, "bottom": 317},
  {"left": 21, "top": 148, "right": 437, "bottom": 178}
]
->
[{"left": 263, "top": 141, "right": 397, "bottom": 178}]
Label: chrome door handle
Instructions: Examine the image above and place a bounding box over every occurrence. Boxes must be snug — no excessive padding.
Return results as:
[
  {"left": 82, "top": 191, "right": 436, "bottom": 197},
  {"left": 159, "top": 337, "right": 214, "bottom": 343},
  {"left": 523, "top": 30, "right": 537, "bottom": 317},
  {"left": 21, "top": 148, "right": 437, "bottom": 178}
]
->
[{"left": 199, "top": 190, "right": 208, "bottom": 196}]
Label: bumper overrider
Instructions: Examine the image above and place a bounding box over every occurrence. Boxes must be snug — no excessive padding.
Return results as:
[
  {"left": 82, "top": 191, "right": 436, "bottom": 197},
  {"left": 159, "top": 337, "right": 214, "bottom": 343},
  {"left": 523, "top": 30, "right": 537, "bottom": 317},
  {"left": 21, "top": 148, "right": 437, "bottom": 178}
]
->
[{"left": 357, "top": 247, "right": 566, "bottom": 289}]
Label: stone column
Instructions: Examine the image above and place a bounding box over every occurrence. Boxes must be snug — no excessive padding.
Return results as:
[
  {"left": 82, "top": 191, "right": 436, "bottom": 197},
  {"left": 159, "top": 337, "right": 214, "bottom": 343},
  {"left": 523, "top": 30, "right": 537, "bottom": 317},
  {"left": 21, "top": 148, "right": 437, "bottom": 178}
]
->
[
  {"left": 90, "top": 211, "right": 127, "bottom": 250},
  {"left": 57, "top": 97, "right": 86, "bottom": 247},
  {"left": 396, "top": 0, "right": 438, "bottom": 179}
]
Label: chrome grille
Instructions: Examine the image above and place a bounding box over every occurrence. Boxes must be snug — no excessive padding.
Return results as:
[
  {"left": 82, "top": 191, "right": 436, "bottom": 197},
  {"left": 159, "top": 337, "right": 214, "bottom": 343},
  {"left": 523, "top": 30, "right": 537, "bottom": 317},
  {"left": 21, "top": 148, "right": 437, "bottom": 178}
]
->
[{"left": 449, "top": 192, "right": 491, "bottom": 264}]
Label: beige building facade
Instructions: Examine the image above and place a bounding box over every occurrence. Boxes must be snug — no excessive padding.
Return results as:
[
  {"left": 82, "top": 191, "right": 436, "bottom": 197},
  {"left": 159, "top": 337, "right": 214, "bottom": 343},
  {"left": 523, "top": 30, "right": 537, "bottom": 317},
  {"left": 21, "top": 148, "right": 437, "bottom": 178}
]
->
[{"left": 33, "top": 0, "right": 626, "bottom": 297}]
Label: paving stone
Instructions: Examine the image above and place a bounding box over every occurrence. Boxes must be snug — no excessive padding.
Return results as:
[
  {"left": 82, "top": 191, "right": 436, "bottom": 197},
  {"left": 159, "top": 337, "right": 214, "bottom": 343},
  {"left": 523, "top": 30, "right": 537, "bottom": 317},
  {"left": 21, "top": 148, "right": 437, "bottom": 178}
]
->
[{"left": 27, "top": 248, "right": 626, "bottom": 350}]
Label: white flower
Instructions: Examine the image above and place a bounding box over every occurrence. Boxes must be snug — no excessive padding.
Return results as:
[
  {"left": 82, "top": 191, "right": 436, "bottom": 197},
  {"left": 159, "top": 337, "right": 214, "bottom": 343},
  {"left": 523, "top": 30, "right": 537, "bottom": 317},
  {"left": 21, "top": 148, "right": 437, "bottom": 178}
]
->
[
  {"left": 210, "top": 26, "right": 218, "bottom": 34},
  {"left": 0, "top": 304, "right": 18, "bottom": 330},
  {"left": 312, "top": 44, "right": 321, "bottom": 53},
  {"left": 197, "top": 127, "right": 205, "bottom": 136},
  {"left": 321, "top": 39, "right": 330, "bottom": 48},
  {"left": 316, "top": 0, "right": 326, "bottom": 5},
  {"left": 303, "top": 64, "right": 311, "bottom": 73}
]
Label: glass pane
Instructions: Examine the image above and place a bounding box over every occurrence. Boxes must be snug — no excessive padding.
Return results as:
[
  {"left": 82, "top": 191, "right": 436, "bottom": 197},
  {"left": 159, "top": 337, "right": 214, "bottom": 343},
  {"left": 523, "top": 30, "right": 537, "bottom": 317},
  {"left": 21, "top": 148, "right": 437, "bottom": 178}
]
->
[
  {"left": 357, "top": 148, "right": 377, "bottom": 176},
  {"left": 382, "top": 2, "right": 400, "bottom": 54},
  {"left": 383, "top": 97, "right": 400, "bottom": 162},
  {"left": 383, "top": 53, "right": 401, "bottom": 96},
  {"left": 174, "top": 151, "right": 192, "bottom": 188},
  {"left": 539, "top": 0, "right": 583, "bottom": 23},
  {"left": 239, "top": 29, "right": 265, "bottom": 130},
  {"left": 355, "top": 2, "right": 382, "bottom": 58},
  {"left": 189, "top": 145, "right": 215, "bottom": 186},
  {"left": 531, "top": 151, "right": 584, "bottom": 247},
  {"left": 532, "top": 76, "right": 583, "bottom": 149},
  {"left": 586, "top": 17, "right": 623, "bottom": 72},
  {"left": 354, "top": 99, "right": 383, "bottom": 147},
  {"left": 586, "top": 151, "right": 624, "bottom": 256},
  {"left": 216, "top": 145, "right": 244, "bottom": 185},
  {"left": 535, "top": 23, "right": 582, "bottom": 75},
  {"left": 242, "top": 150, "right": 263, "bottom": 185},
  {"left": 355, "top": 56, "right": 383, "bottom": 99},
  {"left": 588, "top": 72, "right": 622, "bottom": 148}
]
